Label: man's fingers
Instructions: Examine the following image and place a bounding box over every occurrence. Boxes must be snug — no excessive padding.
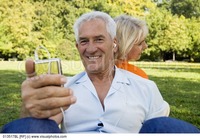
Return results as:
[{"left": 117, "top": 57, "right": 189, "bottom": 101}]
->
[
  {"left": 29, "top": 107, "right": 68, "bottom": 119},
  {"left": 24, "top": 74, "right": 67, "bottom": 88},
  {"left": 25, "top": 95, "right": 76, "bottom": 118},
  {"left": 38, "top": 95, "right": 77, "bottom": 110},
  {"left": 25, "top": 59, "right": 36, "bottom": 78},
  {"left": 35, "top": 87, "right": 74, "bottom": 100}
]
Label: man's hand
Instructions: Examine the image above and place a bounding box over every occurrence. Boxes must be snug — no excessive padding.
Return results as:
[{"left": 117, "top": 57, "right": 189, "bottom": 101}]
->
[{"left": 20, "top": 59, "right": 76, "bottom": 118}]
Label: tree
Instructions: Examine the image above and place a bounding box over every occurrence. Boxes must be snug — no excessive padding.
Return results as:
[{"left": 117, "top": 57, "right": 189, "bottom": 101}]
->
[
  {"left": 154, "top": 0, "right": 200, "bottom": 18},
  {"left": 162, "top": 15, "right": 190, "bottom": 61},
  {"left": 113, "top": 0, "right": 156, "bottom": 17},
  {"left": 171, "top": 0, "right": 200, "bottom": 18},
  {"left": 0, "top": 0, "right": 199, "bottom": 61},
  {"left": 0, "top": 0, "right": 37, "bottom": 60},
  {"left": 145, "top": 8, "right": 190, "bottom": 61},
  {"left": 186, "top": 18, "right": 200, "bottom": 61}
]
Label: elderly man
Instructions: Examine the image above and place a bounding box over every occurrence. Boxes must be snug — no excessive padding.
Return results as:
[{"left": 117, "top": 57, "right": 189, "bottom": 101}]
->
[{"left": 2, "top": 11, "right": 199, "bottom": 133}]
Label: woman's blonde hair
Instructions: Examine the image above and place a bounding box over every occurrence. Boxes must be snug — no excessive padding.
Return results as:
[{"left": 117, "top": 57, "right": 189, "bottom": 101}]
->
[{"left": 114, "top": 15, "right": 148, "bottom": 59}]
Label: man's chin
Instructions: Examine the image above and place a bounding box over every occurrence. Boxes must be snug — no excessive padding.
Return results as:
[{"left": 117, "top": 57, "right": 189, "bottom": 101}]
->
[{"left": 86, "top": 64, "right": 101, "bottom": 73}]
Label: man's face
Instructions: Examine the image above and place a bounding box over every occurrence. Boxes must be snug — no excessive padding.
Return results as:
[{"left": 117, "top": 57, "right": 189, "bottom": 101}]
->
[{"left": 76, "top": 19, "right": 116, "bottom": 74}]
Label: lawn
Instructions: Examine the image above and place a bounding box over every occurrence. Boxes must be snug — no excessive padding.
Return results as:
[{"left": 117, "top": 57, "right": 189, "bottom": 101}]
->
[{"left": 0, "top": 61, "right": 200, "bottom": 130}]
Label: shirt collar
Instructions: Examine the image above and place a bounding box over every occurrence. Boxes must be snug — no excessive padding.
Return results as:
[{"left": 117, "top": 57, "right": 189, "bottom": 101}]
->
[
  {"left": 65, "top": 67, "right": 131, "bottom": 99},
  {"left": 73, "top": 66, "right": 131, "bottom": 86},
  {"left": 113, "top": 66, "right": 131, "bottom": 85}
]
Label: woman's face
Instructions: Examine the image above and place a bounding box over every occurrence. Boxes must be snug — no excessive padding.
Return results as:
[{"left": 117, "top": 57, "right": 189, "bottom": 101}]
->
[{"left": 127, "top": 40, "right": 148, "bottom": 61}]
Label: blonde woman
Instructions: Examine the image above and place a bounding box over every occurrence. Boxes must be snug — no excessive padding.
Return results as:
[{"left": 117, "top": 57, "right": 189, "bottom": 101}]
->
[{"left": 114, "top": 15, "right": 148, "bottom": 79}]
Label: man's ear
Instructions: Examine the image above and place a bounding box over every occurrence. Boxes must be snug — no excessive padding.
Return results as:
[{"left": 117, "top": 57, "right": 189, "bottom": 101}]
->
[
  {"left": 113, "top": 44, "right": 118, "bottom": 53},
  {"left": 75, "top": 43, "right": 78, "bottom": 49},
  {"left": 113, "top": 38, "right": 118, "bottom": 53}
]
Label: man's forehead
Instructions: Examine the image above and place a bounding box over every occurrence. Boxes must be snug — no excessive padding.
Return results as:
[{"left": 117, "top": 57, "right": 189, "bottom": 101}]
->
[
  {"left": 78, "top": 19, "right": 109, "bottom": 38},
  {"left": 79, "top": 18, "right": 106, "bottom": 30},
  {"left": 79, "top": 35, "right": 105, "bottom": 40}
]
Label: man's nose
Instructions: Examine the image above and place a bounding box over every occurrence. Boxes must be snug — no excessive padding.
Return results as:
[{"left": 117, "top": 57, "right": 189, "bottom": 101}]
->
[{"left": 86, "top": 43, "right": 98, "bottom": 53}]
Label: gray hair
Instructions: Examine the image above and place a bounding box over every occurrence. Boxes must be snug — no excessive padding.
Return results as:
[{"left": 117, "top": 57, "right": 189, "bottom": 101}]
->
[{"left": 73, "top": 11, "right": 116, "bottom": 42}]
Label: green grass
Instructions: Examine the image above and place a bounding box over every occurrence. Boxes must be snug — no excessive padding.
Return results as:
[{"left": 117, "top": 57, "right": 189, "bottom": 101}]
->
[
  {"left": 0, "top": 61, "right": 200, "bottom": 130},
  {"left": 0, "top": 70, "right": 22, "bottom": 127},
  {"left": 137, "top": 62, "right": 200, "bottom": 129}
]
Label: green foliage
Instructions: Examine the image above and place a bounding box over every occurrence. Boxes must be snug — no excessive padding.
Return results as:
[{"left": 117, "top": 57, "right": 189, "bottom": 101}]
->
[
  {"left": 186, "top": 18, "right": 200, "bottom": 61},
  {"left": 156, "top": 0, "right": 200, "bottom": 18},
  {"left": 0, "top": 0, "right": 37, "bottom": 59},
  {"left": 171, "top": 0, "right": 200, "bottom": 18},
  {"left": 0, "top": 0, "right": 200, "bottom": 61},
  {"left": 0, "top": 0, "right": 78, "bottom": 60},
  {"left": 144, "top": 6, "right": 200, "bottom": 61}
]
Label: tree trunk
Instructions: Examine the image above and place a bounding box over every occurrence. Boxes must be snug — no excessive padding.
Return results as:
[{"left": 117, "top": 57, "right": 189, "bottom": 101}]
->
[{"left": 173, "top": 52, "right": 176, "bottom": 61}]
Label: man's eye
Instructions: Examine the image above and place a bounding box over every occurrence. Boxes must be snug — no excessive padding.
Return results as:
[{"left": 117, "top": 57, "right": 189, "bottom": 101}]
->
[
  {"left": 80, "top": 40, "right": 88, "bottom": 45},
  {"left": 96, "top": 38, "right": 103, "bottom": 42}
]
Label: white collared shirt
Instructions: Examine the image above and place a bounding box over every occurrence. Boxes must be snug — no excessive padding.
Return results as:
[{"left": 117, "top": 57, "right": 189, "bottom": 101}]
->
[{"left": 62, "top": 67, "right": 169, "bottom": 133}]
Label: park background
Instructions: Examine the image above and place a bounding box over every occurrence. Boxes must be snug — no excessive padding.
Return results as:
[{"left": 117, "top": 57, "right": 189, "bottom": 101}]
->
[{"left": 0, "top": 0, "right": 200, "bottom": 130}]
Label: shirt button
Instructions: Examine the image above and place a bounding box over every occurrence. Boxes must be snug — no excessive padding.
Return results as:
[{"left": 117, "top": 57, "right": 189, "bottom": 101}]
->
[{"left": 97, "top": 122, "right": 104, "bottom": 127}]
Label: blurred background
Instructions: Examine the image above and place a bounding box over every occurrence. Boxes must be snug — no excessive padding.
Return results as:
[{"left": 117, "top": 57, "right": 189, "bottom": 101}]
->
[{"left": 0, "top": 0, "right": 200, "bottom": 62}]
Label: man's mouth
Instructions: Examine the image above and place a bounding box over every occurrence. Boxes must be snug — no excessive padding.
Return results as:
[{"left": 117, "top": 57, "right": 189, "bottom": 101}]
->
[{"left": 87, "top": 56, "right": 101, "bottom": 61}]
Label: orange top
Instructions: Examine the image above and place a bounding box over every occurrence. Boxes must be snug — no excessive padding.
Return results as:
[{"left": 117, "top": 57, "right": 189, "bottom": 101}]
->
[{"left": 116, "top": 60, "right": 148, "bottom": 79}]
